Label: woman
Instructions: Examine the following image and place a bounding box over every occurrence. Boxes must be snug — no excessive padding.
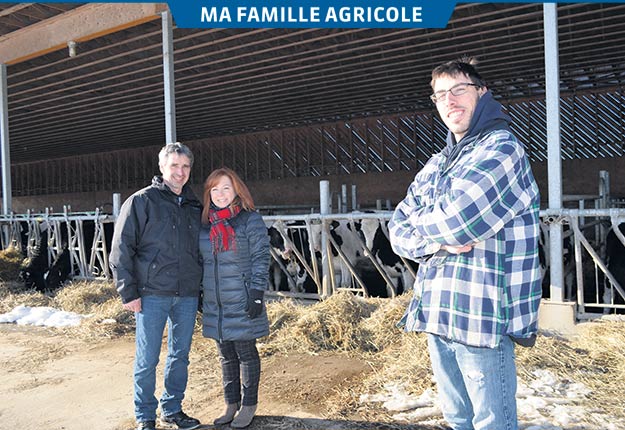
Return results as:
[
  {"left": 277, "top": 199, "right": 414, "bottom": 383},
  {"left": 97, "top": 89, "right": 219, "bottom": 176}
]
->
[{"left": 199, "top": 167, "right": 270, "bottom": 428}]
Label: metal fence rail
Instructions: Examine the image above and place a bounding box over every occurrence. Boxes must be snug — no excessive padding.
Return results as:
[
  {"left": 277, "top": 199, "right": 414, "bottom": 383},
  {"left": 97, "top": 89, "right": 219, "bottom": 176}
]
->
[
  {"left": 262, "top": 208, "right": 625, "bottom": 319},
  {"left": 0, "top": 207, "right": 115, "bottom": 280},
  {"left": 2, "top": 206, "right": 624, "bottom": 320},
  {"left": 540, "top": 208, "right": 625, "bottom": 318},
  {"left": 264, "top": 211, "right": 406, "bottom": 300}
]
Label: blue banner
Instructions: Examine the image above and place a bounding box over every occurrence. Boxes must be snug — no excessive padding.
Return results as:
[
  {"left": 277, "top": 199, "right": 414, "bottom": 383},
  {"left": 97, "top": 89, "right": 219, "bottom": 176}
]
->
[
  {"left": 14, "top": 1, "right": 625, "bottom": 29},
  {"left": 168, "top": 1, "right": 456, "bottom": 28}
]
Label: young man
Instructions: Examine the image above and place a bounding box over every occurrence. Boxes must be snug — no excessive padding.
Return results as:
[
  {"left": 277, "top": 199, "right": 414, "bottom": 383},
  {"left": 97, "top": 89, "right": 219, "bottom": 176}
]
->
[
  {"left": 389, "top": 58, "right": 542, "bottom": 430},
  {"left": 110, "top": 142, "right": 203, "bottom": 430}
]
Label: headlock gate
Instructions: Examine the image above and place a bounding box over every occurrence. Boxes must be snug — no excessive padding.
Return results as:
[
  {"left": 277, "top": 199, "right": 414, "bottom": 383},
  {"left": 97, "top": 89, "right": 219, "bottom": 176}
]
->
[
  {"left": 1, "top": 206, "right": 624, "bottom": 319},
  {"left": 263, "top": 208, "right": 625, "bottom": 319},
  {"left": 0, "top": 207, "right": 115, "bottom": 280}
]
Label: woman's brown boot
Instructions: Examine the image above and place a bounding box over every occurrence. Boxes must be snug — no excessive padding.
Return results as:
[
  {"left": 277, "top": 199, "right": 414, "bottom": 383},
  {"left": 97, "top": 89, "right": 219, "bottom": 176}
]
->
[
  {"left": 213, "top": 402, "right": 240, "bottom": 425},
  {"left": 230, "top": 404, "right": 257, "bottom": 428}
]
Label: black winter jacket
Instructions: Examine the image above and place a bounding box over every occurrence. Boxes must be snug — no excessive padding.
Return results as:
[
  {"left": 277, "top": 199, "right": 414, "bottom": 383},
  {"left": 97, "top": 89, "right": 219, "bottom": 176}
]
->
[
  {"left": 110, "top": 176, "right": 203, "bottom": 304},
  {"left": 200, "top": 210, "right": 271, "bottom": 341}
]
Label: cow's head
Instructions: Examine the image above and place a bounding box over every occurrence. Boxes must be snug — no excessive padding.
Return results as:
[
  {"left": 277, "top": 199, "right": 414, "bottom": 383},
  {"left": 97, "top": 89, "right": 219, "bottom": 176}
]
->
[
  {"left": 359, "top": 218, "right": 380, "bottom": 250},
  {"left": 267, "top": 225, "right": 292, "bottom": 260}
]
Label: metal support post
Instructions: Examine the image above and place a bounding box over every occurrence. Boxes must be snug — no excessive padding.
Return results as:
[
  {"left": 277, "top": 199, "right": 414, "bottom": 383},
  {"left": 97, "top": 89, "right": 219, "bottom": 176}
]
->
[
  {"left": 598, "top": 170, "right": 610, "bottom": 252},
  {"left": 544, "top": 3, "right": 564, "bottom": 302},
  {"left": 162, "top": 10, "right": 176, "bottom": 144},
  {"left": 319, "top": 180, "right": 331, "bottom": 297},
  {"left": 1, "top": 64, "right": 11, "bottom": 216},
  {"left": 1, "top": 64, "right": 12, "bottom": 246},
  {"left": 113, "top": 193, "right": 121, "bottom": 218}
]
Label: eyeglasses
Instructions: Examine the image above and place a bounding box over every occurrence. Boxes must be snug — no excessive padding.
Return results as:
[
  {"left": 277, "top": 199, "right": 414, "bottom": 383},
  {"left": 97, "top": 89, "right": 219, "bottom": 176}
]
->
[{"left": 430, "top": 82, "right": 480, "bottom": 103}]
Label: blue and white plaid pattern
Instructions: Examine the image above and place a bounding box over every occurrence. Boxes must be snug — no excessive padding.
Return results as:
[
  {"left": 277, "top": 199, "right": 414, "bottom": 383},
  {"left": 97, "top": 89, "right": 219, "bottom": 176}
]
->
[{"left": 389, "top": 130, "right": 542, "bottom": 348}]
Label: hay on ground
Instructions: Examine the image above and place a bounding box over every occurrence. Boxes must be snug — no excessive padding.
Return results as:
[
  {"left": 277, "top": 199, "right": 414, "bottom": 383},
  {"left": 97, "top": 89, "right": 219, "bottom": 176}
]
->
[
  {"left": 55, "top": 280, "right": 135, "bottom": 338},
  {"left": 263, "top": 292, "right": 379, "bottom": 354},
  {"left": 0, "top": 247, "right": 24, "bottom": 282},
  {"left": 358, "top": 293, "right": 411, "bottom": 351},
  {"left": 1, "top": 279, "right": 624, "bottom": 424},
  {"left": 515, "top": 320, "right": 625, "bottom": 418},
  {"left": 55, "top": 280, "right": 118, "bottom": 314},
  {"left": 0, "top": 282, "right": 55, "bottom": 313}
]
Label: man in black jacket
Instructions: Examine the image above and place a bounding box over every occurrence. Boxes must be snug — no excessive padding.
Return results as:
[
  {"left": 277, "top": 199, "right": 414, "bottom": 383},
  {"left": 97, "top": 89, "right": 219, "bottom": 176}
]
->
[{"left": 110, "top": 142, "right": 203, "bottom": 430}]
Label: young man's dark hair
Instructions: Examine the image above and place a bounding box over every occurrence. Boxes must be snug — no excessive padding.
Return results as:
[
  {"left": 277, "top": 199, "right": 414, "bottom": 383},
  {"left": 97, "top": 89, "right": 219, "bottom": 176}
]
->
[{"left": 430, "top": 56, "right": 487, "bottom": 88}]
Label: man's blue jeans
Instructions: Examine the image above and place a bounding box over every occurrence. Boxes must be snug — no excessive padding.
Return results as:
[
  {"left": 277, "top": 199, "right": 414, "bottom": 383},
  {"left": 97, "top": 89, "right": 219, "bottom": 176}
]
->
[
  {"left": 427, "top": 334, "right": 518, "bottom": 430},
  {"left": 133, "top": 295, "right": 198, "bottom": 422}
]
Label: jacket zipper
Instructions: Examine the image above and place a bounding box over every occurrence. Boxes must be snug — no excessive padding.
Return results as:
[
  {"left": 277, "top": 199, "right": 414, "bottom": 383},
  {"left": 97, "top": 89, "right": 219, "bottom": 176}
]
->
[
  {"left": 175, "top": 196, "right": 183, "bottom": 297},
  {"left": 214, "top": 253, "right": 223, "bottom": 342}
]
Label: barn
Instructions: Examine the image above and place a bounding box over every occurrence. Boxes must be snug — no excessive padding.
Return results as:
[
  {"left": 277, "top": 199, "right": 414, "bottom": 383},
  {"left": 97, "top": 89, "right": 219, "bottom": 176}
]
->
[{"left": 0, "top": 3, "right": 624, "bottom": 326}]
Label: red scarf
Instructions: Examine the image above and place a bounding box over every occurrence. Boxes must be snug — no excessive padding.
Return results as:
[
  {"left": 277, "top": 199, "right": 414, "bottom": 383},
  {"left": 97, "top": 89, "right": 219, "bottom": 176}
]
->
[{"left": 208, "top": 205, "right": 241, "bottom": 254}]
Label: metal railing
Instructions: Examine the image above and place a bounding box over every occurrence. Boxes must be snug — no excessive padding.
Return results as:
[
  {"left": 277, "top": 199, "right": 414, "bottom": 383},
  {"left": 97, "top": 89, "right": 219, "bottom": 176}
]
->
[
  {"left": 263, "top": 211, "right": 413, "bottom": 300},
  {"left": 0, "top": 207, "right": 115, "bottom": 280},
  {"left": 263, "top": 208, "right": 625, "bottom": 320},
  {"left": 540, "top": 207, "right": 625, "bottom": 318},
  {"left": 3, "top": 204, "right": 623, "bottom": 320}
]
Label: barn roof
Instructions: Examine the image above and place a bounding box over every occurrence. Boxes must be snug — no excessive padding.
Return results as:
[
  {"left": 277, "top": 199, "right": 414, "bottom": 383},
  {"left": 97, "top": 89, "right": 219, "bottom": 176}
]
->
[{"left": 1, "top": 2, "right": 625, "bottom": 164}]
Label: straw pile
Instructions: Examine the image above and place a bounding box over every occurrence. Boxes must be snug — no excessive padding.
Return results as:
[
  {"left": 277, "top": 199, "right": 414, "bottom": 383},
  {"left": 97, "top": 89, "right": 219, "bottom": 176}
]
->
[
  {"left": 516, "top": 320, "right": 625, "bottom": 419},
  {"left": 263, "top": 292, "right": 379, "bottom": 354},
  {"left": 1, "top": 280, "right": 624, "bottom": 424},
  {"left": 0, "top": 247, "right": 24, "bottom": 283},
  {"left": 0, "top": 280, "right": 55, "bottom": 312},
  {"left": 0, "top": 279, "right": 134, "bottom": 338},
  {"left": 56, "top": 280, "right": 136, "bottom": 338}
]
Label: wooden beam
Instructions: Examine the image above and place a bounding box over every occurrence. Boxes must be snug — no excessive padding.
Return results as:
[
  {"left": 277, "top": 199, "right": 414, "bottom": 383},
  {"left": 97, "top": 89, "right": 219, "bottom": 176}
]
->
[
  {"left": 0, "top": 4, "right": 33, "bottom": 19},
  {"left": 0, "top": 3, "right": 168, "bottom": 65}
]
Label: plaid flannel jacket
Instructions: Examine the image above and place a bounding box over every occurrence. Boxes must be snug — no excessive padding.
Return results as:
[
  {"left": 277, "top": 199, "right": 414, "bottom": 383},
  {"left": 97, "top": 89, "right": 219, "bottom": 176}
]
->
[{"left": 389, "top": 129, "right": 542, "bottom": 348}]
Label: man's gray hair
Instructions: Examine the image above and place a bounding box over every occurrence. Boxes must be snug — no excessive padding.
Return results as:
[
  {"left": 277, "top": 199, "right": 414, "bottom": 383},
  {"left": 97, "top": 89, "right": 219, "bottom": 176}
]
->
[{"left": 158, "top": 142, "right": 194, "bottom": 167}]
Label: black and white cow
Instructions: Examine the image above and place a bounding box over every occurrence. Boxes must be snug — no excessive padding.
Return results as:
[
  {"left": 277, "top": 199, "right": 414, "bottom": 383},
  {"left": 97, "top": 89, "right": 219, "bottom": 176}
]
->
[
  {"left": 267, "top": 215, "right": 419, "bottom": 298},
  {"left": 310, "top": 218, "right": 391, "bottom": 295},
  {"left": 267, "top": 225, "right": 291, "bottom": 292},
  {"left": 325, "top": 219, "right": 365, "bottom": 288},
  {"left": 18, "top": 226, "right": 49, "bottom": 291},
  {"left": 45, "top": 246, "right": 72, "bottom": 291},
  {"left": 356, "top": 217, "right": 417, "bottom": 298},
  {"left": 267, "top": 221, "right": 319, "bottom": 294},
  {"left": 16, "top": 221, "right": 30, "bottom": 258},
  {"left": 538, "top": 222, "right": 575, "bottom": 300},
  {"left": 603, "top": 223, "right": 625, "bottom": 310},
  {"left": 267, "top": 218, "right": 375, "bottom": 295}
]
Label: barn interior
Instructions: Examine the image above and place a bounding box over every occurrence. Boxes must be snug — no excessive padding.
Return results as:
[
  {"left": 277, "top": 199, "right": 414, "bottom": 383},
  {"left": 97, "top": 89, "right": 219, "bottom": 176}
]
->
[{"left": 0, "top": 2, "right": 624, "bottom": 213}]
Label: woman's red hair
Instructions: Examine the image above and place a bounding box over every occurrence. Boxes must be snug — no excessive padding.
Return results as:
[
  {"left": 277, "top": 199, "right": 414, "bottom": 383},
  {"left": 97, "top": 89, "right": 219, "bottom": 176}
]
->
[{"left": 202, "top": 167, "right": 255, "bottom": 224}]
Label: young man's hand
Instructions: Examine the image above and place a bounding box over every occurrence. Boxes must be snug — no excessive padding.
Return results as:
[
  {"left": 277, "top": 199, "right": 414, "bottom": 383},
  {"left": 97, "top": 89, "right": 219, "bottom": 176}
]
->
[{"left": 442, "top": 244, "right": 473, "bottom": 254}]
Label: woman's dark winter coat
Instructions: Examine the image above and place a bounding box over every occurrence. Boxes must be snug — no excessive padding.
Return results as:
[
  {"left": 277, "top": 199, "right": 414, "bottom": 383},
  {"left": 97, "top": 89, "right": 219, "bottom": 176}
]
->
[{"left": 199, "top": 209, "right": 271, "bottom": 341}]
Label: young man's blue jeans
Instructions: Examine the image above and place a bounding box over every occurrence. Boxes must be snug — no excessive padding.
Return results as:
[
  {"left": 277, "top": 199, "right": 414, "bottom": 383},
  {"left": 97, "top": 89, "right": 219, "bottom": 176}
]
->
[
  {"left": 133, "top": 295, "right": 198, "bottom": 423},
  {"left": 427, "top": 334, "right": 518, "bottom": 430}
]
